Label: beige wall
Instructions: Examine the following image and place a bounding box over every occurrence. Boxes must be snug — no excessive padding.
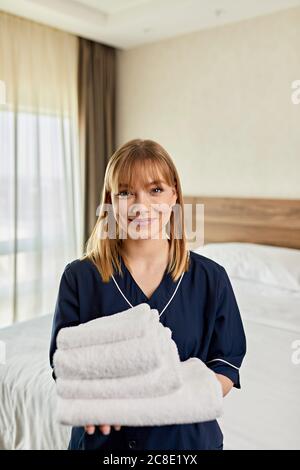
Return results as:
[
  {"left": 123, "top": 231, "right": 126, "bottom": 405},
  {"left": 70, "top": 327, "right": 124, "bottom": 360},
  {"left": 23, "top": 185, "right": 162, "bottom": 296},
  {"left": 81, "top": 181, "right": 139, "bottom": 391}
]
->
[{"left": 116, "top": 7, "right": 300, "bottom": 198}]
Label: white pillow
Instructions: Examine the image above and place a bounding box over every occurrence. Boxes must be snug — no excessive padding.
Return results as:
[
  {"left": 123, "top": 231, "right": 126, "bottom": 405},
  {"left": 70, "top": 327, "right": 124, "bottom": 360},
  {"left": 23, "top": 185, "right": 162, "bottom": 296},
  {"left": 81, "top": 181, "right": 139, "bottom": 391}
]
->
[{"left": 192, "top": 242, "right": 300, "bottom": 292}]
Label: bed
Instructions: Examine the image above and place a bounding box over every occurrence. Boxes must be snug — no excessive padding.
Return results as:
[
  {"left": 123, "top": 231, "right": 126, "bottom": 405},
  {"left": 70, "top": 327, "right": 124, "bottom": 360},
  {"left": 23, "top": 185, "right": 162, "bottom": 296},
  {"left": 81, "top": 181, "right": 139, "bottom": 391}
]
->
[
  {"left": 185, "top": 195, "right": 300, "bottom": 450},
  {"left": 192, "top": 242, "right": 300, "bottom": 450},
  {"left": 0, "top": 196, "right": 299, "bottom": 450},
  {"left": 0, "top": 313, "right": 71, "bottom": 449}
]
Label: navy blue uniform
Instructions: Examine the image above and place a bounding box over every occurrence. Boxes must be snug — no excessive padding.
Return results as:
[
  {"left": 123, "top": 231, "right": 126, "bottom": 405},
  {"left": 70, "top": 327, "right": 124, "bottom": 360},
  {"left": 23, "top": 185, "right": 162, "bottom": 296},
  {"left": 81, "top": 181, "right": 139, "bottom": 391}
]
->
[{"left": 49, "top": 250, "right": 246, "bottom": 450}]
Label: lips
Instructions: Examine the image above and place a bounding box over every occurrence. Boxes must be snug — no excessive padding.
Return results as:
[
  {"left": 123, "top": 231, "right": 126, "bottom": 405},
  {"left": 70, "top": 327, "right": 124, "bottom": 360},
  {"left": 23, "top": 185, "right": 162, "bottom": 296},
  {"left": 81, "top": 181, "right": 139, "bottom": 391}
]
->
[
  {"left": 128, "top": 217, "right": 157, "bottom": 224},
  {"left": 128, "top": 218, "right": 152, "bottom": 222}
]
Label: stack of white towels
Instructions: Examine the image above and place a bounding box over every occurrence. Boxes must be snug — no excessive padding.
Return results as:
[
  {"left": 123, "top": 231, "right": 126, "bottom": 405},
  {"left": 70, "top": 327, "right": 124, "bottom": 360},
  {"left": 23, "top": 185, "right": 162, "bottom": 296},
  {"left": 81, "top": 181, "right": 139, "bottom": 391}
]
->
[{"left": 53, "top": 303, "right": 223, "bottom": 427}]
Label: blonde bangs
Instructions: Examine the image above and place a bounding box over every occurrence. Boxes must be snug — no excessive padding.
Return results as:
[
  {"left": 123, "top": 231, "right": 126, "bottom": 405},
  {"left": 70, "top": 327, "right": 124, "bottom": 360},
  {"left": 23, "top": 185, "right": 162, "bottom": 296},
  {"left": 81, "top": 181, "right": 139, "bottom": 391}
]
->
[{"left": 108, "top": 149, "right": 175, "bottom": 195}]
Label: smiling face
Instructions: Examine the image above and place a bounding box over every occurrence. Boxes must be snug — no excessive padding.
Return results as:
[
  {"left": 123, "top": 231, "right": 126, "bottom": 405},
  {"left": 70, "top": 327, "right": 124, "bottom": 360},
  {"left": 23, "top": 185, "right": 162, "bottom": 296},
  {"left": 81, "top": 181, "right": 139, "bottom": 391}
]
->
[
  {"left": 110, "top": 160, "right": 178, "bottom": 240},
  {"left": 85, "top": 139, "right": 189, "bottom": 282}
]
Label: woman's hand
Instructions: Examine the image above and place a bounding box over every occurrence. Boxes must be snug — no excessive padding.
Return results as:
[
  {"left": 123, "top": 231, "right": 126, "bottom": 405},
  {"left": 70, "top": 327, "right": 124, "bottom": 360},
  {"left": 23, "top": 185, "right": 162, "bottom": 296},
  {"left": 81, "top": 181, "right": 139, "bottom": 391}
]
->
[
  {"left": 215, "top": 373, "right": 234, "bottom": 397},
  {"left": 84, "top": 424, "right": 121, "bottom": 435}
]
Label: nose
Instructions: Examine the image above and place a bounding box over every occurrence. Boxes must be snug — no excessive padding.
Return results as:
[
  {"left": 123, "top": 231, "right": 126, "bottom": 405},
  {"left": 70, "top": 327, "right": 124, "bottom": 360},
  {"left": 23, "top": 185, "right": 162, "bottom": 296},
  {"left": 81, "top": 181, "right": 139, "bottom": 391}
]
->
[
  {"left": 135, "top": 190, "right": 149, "bottom": 204},
  {"left": 129, "top": 191, "right": 151, "bottom": 217}
]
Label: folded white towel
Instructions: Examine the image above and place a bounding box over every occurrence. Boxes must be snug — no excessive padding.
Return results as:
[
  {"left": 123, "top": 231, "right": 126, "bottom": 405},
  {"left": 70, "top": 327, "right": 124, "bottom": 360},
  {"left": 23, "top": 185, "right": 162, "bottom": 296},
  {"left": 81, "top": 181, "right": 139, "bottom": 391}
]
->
[
  {"left": 56, "top": 357, "right": 224, "bottom": 426},
  {"left": 56, "top": 335, "right": 182, "bottom": 399},
  {"left": 53, "top": 322, "right": 170, "bottom": 380},
  {"left": 57, "top": 303, "right": 158, "bottom": 350}
]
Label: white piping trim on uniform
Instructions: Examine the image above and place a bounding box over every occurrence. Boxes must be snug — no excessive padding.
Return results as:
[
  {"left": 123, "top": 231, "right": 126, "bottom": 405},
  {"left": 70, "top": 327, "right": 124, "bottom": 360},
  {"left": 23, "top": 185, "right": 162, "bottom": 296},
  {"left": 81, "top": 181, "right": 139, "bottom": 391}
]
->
[
  {"left": 206, "top": 358, "right": 239, "bottom": 370},
  {"left": 111, "top": 275, "right": 134, "bottom": 309},
  {"left": 158, "top": 272, "right": 184, "bottom": 317},
  {"left": 111, "top": 252, "right": 189, "bottom": 318}
]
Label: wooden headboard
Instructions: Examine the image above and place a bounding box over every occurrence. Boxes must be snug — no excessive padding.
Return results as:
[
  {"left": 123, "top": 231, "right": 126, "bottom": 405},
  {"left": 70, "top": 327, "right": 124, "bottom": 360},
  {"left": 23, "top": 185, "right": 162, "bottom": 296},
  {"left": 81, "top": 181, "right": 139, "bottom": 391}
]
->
[{"left": 183, "top": 196, "right": 300, "bottom": 250}]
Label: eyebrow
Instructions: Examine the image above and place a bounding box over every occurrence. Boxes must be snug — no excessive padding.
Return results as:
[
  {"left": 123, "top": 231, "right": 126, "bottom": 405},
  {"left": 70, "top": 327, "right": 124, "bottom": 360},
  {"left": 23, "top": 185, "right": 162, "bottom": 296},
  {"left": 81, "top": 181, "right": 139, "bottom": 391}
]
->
[{"left": 119, "top": 180, "right": 165, "bottom": 188}]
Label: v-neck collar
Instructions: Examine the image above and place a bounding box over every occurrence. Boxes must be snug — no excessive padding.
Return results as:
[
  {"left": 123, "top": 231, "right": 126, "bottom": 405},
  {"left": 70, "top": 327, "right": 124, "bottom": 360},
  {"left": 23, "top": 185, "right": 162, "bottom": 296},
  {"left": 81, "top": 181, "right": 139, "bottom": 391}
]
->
[{"left": 119, "top": 255, "right": 170, "bottom": 302}]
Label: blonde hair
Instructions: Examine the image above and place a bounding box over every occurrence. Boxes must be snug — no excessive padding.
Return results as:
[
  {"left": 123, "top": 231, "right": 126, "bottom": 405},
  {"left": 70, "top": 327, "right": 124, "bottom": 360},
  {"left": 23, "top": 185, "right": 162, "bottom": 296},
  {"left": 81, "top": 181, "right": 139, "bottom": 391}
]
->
[{"left": 81, "top": 138, "right": 190, "bottom": 282}]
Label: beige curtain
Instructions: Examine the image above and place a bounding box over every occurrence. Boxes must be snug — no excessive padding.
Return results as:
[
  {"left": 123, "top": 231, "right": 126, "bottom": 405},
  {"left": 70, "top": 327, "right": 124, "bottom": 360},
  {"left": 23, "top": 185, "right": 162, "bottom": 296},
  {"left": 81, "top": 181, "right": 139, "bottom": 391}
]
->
[
  {"left": 0, "top": 12, "right": 83, "bottom": 326},
  {"left": 78, "top": 37, "right": 116, "bottom": 247}
]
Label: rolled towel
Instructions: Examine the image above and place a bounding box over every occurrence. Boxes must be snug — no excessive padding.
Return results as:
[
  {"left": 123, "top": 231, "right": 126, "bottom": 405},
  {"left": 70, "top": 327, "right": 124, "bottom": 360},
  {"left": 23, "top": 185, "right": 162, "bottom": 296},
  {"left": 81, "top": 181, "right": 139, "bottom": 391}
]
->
[
  {"left": 56, "top": 357, "right": 224, "bottom": 426},
  {"left": 57, "top": 303, "right": 158, "bottom": 350},
  {"left": 53, "top": 322, "right": 170, "bottom": 380},
  {"left": 56, "top": 332, "right": 182, "bottom": 399}
]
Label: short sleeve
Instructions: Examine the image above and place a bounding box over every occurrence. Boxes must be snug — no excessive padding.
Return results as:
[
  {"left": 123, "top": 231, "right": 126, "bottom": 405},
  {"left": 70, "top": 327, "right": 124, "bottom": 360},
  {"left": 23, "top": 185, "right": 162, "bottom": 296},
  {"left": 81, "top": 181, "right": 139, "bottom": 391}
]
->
[
  {"left": 206, "top": 266, "right": 247, "bottom": 389},
  {"left": 49, "top": 263, "right": 80, "bottom": 381}
]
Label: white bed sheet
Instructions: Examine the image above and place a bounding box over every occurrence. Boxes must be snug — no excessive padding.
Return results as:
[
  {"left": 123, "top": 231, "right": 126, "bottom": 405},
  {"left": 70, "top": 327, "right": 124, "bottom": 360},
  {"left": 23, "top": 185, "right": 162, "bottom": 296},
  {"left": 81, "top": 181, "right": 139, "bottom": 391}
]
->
[
  {"left": 220, "top": 278, "right": 300, "bottom": 450},
  {"left": 0, "top": 314, "right": 70, "bottom": 450},
  {"left": 230, "top": 277, "right": 300, "bottom": 333}
]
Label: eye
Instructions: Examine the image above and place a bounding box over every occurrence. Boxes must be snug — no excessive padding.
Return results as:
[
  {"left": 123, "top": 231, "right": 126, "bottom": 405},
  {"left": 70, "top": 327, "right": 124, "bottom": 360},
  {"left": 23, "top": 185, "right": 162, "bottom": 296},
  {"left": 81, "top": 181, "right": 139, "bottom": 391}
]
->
[
  {"left": 116, "top": 190, "right": 132, "bottom": 198},
  {"left": 151, "top": 186, "right": 164, "bottom": 194}
]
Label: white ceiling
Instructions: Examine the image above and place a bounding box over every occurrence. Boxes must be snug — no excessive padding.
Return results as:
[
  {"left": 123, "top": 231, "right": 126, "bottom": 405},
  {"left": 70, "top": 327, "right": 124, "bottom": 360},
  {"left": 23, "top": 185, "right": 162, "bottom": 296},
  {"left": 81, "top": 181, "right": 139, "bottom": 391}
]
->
[{"left": 1, "top": 0, "right": 300, "bottom": 49}]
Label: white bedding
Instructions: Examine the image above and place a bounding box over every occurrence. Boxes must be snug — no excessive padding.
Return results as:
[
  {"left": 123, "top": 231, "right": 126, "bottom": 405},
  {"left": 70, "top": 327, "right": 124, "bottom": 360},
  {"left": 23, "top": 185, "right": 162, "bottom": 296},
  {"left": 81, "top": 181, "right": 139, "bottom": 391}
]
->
[
  {"left": 1, "top": 242, "right": 300, "bottom": 449},
  {"left": 220, "top": 278, "right": 300, "bottom": 450},
  {"left": 230, "top": 277, "right": 300, "bottom": 333},
  {"left": 0, "top": 314, "right": 70, "bottom": 450},
  {"left": 194, "top": 243, "right": 300, "bottom": 450}
]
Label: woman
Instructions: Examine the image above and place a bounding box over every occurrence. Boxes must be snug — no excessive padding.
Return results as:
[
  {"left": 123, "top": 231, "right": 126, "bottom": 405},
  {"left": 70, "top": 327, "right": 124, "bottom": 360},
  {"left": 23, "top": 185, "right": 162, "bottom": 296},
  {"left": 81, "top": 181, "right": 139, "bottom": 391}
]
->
[{"left": 49, "top": 138, "right": 247, "bottom": 450}]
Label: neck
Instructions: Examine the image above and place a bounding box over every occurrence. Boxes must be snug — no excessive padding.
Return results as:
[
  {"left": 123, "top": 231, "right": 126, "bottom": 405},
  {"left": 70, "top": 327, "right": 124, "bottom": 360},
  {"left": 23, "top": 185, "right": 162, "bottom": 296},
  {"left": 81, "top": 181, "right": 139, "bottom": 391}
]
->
[{"left": 119, "top": 238, "right": 170, "bottom": 266}]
